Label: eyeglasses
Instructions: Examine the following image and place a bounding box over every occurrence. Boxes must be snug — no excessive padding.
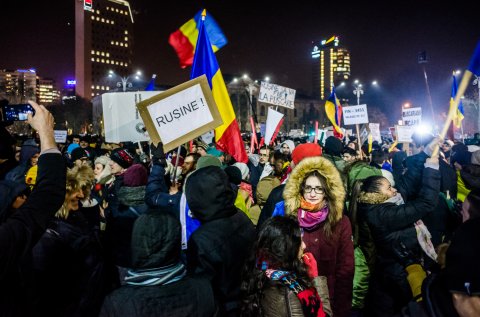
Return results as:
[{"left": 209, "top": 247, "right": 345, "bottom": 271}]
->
[{"left": 303, "top": 186, "right": 325, "bottom": 194}]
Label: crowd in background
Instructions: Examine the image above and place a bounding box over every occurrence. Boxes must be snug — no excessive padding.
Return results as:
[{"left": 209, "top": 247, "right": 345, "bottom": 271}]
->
[{"left": 1, "top": 101, "right": 480, "bottom": 317}]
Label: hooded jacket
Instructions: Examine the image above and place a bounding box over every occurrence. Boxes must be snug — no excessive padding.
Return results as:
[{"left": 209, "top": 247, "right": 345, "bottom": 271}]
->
[
  {"left": 283, "top": 156, "right": 354, "bottom": 317},
  {"left": 100, "top": 212, "right": 215, "bottom": 317},
  {"left": 185, "top": 166, "right": 256, "bottom": 314}
]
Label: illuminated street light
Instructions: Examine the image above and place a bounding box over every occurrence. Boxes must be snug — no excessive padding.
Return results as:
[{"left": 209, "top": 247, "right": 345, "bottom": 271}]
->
[
  {"left": 353, "top": 81, "right": 364, "bottom": 105},
  {"left": 403, "top": 102, "right": 411, "bottom": 108},
  {"left": 372, "top": 80, "right": 378, "bottom": 86},
  {"left": 243, "top": 74, "right": 249, "bottom": 79},
  {"left": 107, "top": 70, "right": 142, "bottom": 92},
  {"left": 265, "top": 76, "right": 270, "bottom": 82}
]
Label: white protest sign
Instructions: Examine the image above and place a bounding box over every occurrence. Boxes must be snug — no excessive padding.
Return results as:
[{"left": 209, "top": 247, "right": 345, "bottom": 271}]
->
[
  {"left": 102, "top": 91, "right": 161, "bottom": 143},
  {"left": 137, "top": 75, "right": 223, "bottom": 152},
  {"left": 402, "top": 107, "right": 422, "bottom": 126},
  {"left": 325, "top": 126, "right": 334, "bottom": 138},
  {"left": 200, "top": 131, "right": 215, "bottom": 145},
  {"left": 264, "top": 107, "right": 284, "bottom": 145},
  {"left": 396, "top": 125, "right": 415, "bottom": 143},
  {"left": 369, "top": 123, "right": 381, "bottom": 142},
  {"left": 343, "top": 104, "right": 369, "bottom": 125},
  {"left": 54, "top": 130, "right": 68, "bottom": 143},
  {"left": 258, "top": 81, "right": 296, "bottom": 109},
  {"left": 317, "top": 129, "right": 327, "bottom": 145}
]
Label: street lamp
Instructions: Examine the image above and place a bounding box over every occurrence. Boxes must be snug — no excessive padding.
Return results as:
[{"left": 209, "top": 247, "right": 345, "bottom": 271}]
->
[
  {"left": 353, "top": 82, "right": 364, "bottom": 105},
  {"left": 108, "top": 70, "right": 142, "bottom": 92}
]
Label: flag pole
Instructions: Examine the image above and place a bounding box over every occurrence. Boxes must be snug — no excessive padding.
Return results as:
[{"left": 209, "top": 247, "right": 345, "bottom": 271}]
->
[{"left": 432, "top": 72, "right": 472, "bottom": 157}]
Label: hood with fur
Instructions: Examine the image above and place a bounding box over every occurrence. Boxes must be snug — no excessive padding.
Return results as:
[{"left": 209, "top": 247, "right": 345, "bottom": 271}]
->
[{"left": 283, "top": 156, "right": 345, "bottom": 225}]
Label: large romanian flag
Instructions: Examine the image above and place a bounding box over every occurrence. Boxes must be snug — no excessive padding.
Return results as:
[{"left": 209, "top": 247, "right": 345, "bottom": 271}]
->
[
  {"left": 169, "top": 10, "right": 228, "bottom": 68},
  {"left": 190, "top": 11, "right": 247, "bottom": 163},
  {"left": 324, "top": 86, "right": 343, "bottom": 138}
]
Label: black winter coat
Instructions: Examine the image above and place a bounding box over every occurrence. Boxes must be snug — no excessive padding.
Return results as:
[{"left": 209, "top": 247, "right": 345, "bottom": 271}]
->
[
  {"left": 0, "top": 153, "right": 66, "bottom": 316},
  {"left": 186, "top": 166, "right": 256, "bottom": 315}
]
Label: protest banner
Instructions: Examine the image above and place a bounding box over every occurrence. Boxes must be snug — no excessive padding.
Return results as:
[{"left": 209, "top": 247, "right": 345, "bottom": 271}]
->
[
  {"left": 258, "top": 81, "right": 296, "bottom": 109},
  {"left": 137, "top": 75, "right": 223, "bottom": 152},
  {"left": 54, "top": 130, "right": 68, "bottom": 143},
  {"left": 402, "top": 107, "right": 422, "bottom": 126},
  {"left": 396, "top": 125, "right": 415, "bottom": 143},
  {"left": 343, "top": 104, "right": 369, "bottom": 125},
  {"left": 369, "top": 123, "right": 381, "bottom": 142}
]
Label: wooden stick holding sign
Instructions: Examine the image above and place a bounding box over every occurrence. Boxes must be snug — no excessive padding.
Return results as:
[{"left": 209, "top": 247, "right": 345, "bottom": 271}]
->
[
  {"left": 136, "top": 75, "right": 223, "bottom": 153},
  {"left": 356, "top": 124, "right": 363, "bottom": 160}
]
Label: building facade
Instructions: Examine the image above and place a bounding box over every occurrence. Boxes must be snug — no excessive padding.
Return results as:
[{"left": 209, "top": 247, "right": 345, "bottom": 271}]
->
[
  {"left": 36, "top": 78, "right": 60, "bottom": 105},
  {"left": 0, "top": 69, "right": 37, "bottom": 103},
  {"left": 75, "top": 0, "right": 134, "bottom": 99},
  {"left": 311, "top": 35, "right": 350, "bottom": 100}
]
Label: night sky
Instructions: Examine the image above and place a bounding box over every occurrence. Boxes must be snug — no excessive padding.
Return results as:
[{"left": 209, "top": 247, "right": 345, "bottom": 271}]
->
[{"left": 2, "top": 0, "right": 479, "bottom": 124}]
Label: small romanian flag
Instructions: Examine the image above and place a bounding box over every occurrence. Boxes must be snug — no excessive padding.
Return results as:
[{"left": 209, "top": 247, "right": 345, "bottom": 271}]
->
[
  {"left": 190, "top": 10, "right": 247, "bottom": 163},
  {"left": 169, "top": 10, "right": 228, "bottom": 68}
]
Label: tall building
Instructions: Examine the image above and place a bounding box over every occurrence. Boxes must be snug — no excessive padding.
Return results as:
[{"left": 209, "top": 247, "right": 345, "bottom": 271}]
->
[
  {"left": 311, "top": 35, "right": 350, "bottom": 100},
  {"left": 0, "top": 69, "right": 37, "bottom": 102},
  {"left": 75, "top": 0, "right": 134, "bottom": 99},
  {"left": 36, "top": 78, "right": 60, "bottom": 105}
]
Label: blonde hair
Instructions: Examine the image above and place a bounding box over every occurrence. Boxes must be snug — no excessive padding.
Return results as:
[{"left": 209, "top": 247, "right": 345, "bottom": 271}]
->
[{"left": 55, "top": 165, "right": 95, "bottom": 219}]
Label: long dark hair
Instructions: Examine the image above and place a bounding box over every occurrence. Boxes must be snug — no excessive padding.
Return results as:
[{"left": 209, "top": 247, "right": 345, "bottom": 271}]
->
[
  {"left": 240, "top": 216, "right": 311, "bottom": 316},
  {"left": 348, "top": 175, "right": 386, "bottom": 243}
]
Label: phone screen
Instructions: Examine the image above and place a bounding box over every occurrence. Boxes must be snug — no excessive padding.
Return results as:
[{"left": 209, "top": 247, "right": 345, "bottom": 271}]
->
[{"left": 2, "top": 104, "right": 35, "bottom": 121}]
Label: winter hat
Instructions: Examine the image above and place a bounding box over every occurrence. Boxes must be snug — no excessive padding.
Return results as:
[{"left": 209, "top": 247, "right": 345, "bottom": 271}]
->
[
  {"left": 224, "top": 165, "right": 242, "bottom": 185},
  {"left": 471, "top": 150, "right": 480, "bottom": 165},
  {"left": 0, "top": 180, "right": 28, "bottom": 221},
  {"left": 233, "top": 162, "right": 249, "bottom": 181},
  {"left": 281, "top": 140, "right": 296, "bottom": 152},
  {"left": 196, "top": 155, "right": 222, "bottom": 169},
  {"left": 123, "top": 164, "right": 148, "bottom": 187},
  {"left": 110, "top": 148, "right": 134, "bottom": 169},
  {"left": 94, "top": 155, "right": 110, "bottom": 167},
  {"left": 20, "top": 139, "right": 39, "bottom": 164},
  {"left": 207, "top": 147, "right": 224, "bottom": 157},
  {"left": 71, "top": 147, "right": 88, "bottom": 162},
  {"left": 291, "top": 143, "right": 322, "bottom": 165},
  {"left": 195, "top": 139, "right": 208, "bottom": 151},
  {"left": 67, "top": 143, "right": 80, "bottom": 155},
  {"left": 445, "top": 217, "right": 480, "bottom": 295},
  {"left": 324, "top": 136, "right": 343, "bottom": 157}
]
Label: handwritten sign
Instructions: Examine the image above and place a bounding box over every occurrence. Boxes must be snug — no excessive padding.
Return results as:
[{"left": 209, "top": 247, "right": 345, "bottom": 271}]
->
[
  {"left": 258, "top": 81, "right": 296, "bottom": 109},
  {"left": 369, "top": 123, "right": 381, "bottom": 142},
  {"left": 396, "top": 125, "right": 415, "bottom": 143},
  {"left": 137, "top": 75, "right": 223, "bottom": 152},
  {"left": 402, "top": 107, "right": 422, "bottom": 126},
  {"left": 343, "top": 104, "right": 369, "bottom": 125},
  {"left": 54, "top": 130, "right": 68, "bottom": 143}
]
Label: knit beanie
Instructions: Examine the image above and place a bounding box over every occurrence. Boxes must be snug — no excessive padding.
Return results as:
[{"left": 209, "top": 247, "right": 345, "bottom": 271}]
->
[
  {"left": 291, "top": 143, "right": 322, "bottom": 165},
  {"left": 196, "top": 155, "right": 222, "bottom": 169},
  {"left": 207, "top": 147, "right": 224, "bottom": 158},
  {"left": 123, "top": 164, "right": 148, "bottom": 187},
  {"left": 224, "top": 166, "right": 242, "bottom": 185},
  {"left": 110, "top": 148, "right": 134, "bottom": 169},
  {"left": 233, "top": 162, "right": 249, "bottom": 181},
  {"left": 71, "top": 147, "right": 88, "bottom": 162},
  {"left": 67, "top": 143, "right": 80, "bottom": 155},
  {"left": 94, "top": 155, "right": 110, "bottom": 167},
  {"left": 324, "top": 136, "right": 343, "bottom": 157},
  {"left": 281, "top": 140, "right": 296, "bottom": 152}
]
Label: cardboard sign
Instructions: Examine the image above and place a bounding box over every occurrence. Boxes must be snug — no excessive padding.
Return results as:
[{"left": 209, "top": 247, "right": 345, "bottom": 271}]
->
[
  {"left": 402, "top": 107, "right": 422, "bottom": 126},
  {"left": 343, "top": 104, "right": 369, "bottom": 125},
  {"left": 137, "top": 75, "right": 223, "bottom": 153},
  {"left": 102, "top": 91, "right": 161, "bottom": 143},
  {"left": 369, "top": 123, "right": 381, "bottom": 142},
  {"left": 258, "top": 81, "right": 296, "bottom": 109},
  {"left": 54, "top": 130, "right": 68, "bottom": 143},
  {"left": 396, "top": 125, "right": 415, "bottom": 143}
]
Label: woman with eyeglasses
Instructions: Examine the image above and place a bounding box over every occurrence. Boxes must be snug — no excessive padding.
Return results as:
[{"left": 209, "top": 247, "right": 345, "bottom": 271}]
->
[{"left": 281, "top": 156, "right": 354, "bottom": 317}]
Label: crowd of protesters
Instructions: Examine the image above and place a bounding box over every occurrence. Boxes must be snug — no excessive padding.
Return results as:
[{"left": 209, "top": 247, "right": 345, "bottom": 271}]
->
[{"left": 1, "top": 101, "right": 480, "bottom": 317}]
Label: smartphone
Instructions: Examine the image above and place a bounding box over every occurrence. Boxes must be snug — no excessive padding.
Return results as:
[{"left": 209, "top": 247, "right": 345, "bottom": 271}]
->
[{"left": 0, "top": 104, "right": 35, "bottom": 121}]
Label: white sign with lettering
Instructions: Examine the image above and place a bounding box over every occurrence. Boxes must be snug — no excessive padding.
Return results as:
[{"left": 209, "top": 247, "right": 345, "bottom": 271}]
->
[
  {"left": 396, "top": 125, "right": 416, "bottom": 143},
  {"left": 369, "top": 123, "right": 381, "bottom": 142},
  {"left": 402, "top": 107, "right": 422, "bottom": 126},
  {"left": 258, "top": 81, "right": 296, "bottom": 109},
  {"left": 54, "top": 130, "right": 68, "bottom": 143},
  {"left": 343, "top": 104, "right": 369, "bottom": 125}
]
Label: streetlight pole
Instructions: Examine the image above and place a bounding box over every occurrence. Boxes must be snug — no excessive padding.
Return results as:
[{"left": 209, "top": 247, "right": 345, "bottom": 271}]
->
[
  {"left": 353, "top": 81, "right": 364, "bottom": 105},
  {"left": 108, "top": 70, "right": 142, "bottom": 92}
]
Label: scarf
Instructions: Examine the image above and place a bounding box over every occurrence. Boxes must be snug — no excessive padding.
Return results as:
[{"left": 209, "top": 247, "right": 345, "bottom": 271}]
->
[
  {"left": 385, "top": 194, "right": 437, "bottom": 261},
  {"left": 125, "top": 262, "right": 186, "bottom": 286},
  {"left": 297, "top": 198, "right": 329, "bottom": 230},
  {"left": 265, "top": 269, "right": 325, "bottom": 317}
]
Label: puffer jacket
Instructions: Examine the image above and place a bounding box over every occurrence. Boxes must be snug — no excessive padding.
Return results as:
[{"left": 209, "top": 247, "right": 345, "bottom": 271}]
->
[
  {"left": 185, "top": 166, "right": 256, "bottom": 315},
  {"left": 283, "top": 156, "right": 354, "bottom": 317},
  {"left": 357, "top": 167, "right": 440, "bottom": 309},
  {"left": 261, "top": 276, "right": 332, "bottom": 317}
]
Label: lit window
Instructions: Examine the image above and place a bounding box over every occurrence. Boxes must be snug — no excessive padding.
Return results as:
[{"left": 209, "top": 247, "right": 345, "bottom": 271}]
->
[
  {"left": 96, "top": 51, "right": 100, "bottom": 55},
  {"left": 91, "top": 16, "right": 94, "bottom": 20},
  {"left": 106, "top": 53, "right": 110, "bottom": 57},
  {"left": 124, "top": 37, "right": 128, "bottom": 41},
  {"left": 111, "top": 21, "right": 114, "bottom": 25},
  {"left": 92, "top": 93, "right": 95, "bottom": 96},
  {"left": 91, "top": 58, "right": 95, "bottom": 62},
  {"left": 115, "top": 8, "right": 119, "bottom": 12},
  {"left": 124, "top": 30, "right": 128, "bottom": 34},
  {"left": 101, "top": 52, "right": 105, "bottom": 56},
  {"left": 96, "top": 10, "right": 100, "bottom": 14},
  {"left": 120, "top": 43, "right": 124, "bottom": 46},
  {"left": 115, "top": 41, "right": 119, "bottom": 45},
  {"left": 125, "top": 43, "right": 128, "bottom": 47},
  {"left": 115, "top": 61, "right": 119, "bottom": 65},
  {"left": 120, "top": 62, "right": 124, "bottom": 66},
  {"left": 96, "top": 85, "right": 100, "bottom": 89},
  {"left": 124, "top": 63, "right": 128, "bottom": 67},
  {"left": 106, "top": 60, "right": 110, "bottom": 64},
  {"left": 91, "top": 50, "right": 95, "bottom": 54},
  {"left": 101, "top": 86, "right": 105, "bottom": 90},
  {"left": 96, "top": 58, "right": 100, "bottom": 62},
  {"left": 106, "top": 6, "right": 109, "bottom": 10},
  {"left": 111, "top": 41, "right": 114, "bottom": 45},
  {"left": 91, "top": 85, "right": 95, "bottom": 89},
  {"left": 96, "top": 17, "right": 100, "bottom": 21},
  {"left": 101, "top": 59, "right": 105, "bottom": 63},
  {"left": 101, "top": 18, "right": 105, "bottom": 22},
  {"left": 106, "top": 87, "right": 110, "bottom": 90}
]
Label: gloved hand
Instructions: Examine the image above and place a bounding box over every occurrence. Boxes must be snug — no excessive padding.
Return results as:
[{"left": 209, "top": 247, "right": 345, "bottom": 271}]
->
[
  {"left": 302, "top": 252, "right": 318, "bottom": 278},
  {"left": 392, "top": 242, "right": 419, "bottom": 268},
  {"left": 150, "top": 142, "right": 166, "bottom": 166}
]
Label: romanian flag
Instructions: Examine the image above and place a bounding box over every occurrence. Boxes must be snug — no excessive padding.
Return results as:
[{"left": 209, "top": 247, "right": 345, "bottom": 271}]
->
[
  {"left": 324, "top": 86, "right": 343, "bottom": 138},
  {"left": 451, "top": 72, "right": 464, "bottom": 128},
  {"left": 169, "top": 10, "right": 228, "bottom": 68},
  {"left": 190, "top": 11, "right": 247, "bottom": 163}
]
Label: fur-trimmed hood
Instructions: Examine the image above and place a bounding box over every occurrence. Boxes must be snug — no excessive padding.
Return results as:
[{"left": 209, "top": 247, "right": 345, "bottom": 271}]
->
[{"left": 283, "top": 156, "right": 345, "bottom": 225}]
